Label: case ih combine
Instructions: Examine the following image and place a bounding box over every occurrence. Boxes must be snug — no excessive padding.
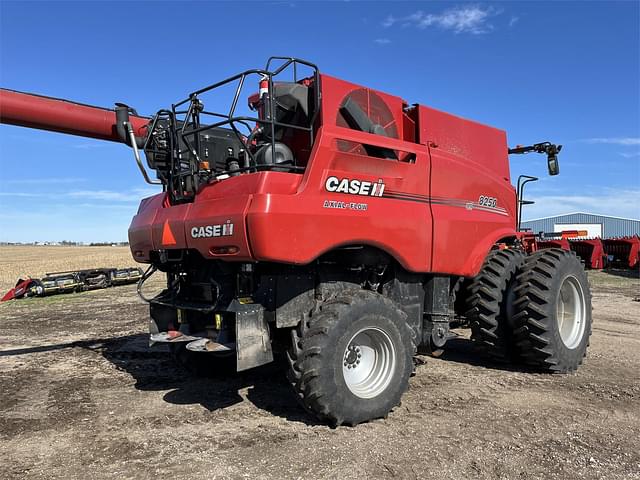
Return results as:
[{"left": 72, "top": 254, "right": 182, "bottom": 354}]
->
[{"left": 0, "top": 58, "right": 592, "bottom": 426}]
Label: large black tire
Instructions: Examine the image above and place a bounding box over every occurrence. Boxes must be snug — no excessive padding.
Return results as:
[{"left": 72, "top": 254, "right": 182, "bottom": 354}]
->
[
  {"left": 287, "top": 289, "right": 415, "bottom": 426},
  {"left": 168, "top": 343, "right": 236, "bottom": 377},
  {"left": 511, "top": 248, "right": 592, "bottom": 372},
  {"left": 464, "top": 248, "right": 526, "bottom": 361}
]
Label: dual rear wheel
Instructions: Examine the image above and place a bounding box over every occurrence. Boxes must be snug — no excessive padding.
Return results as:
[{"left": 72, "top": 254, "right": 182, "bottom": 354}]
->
[
  {"left": 512, "top": 248, "right": 591, "bottom": 372},
  {"left": 465, "top": 247, "right": 591, "bottom": 372}
]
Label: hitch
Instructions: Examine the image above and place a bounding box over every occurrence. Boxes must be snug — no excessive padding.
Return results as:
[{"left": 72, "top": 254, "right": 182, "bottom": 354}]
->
[{"left": 509, "top": 141, "right": 562, "bottom": 176}]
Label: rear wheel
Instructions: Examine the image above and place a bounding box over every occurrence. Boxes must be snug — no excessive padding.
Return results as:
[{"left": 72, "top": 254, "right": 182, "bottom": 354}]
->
[
  {"left": 287, "top": 289, "right": 415, "bottom": 426},
  {"left": 511, "top": 248, "right": 592, "bottom": 372},
  {"left": 464, "top": 248, "right": 526, "bottom": 361}
]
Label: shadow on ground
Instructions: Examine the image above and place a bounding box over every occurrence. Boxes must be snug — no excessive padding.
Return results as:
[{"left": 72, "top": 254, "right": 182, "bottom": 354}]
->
[
  {"left": 437, "top": 336, "right": 540, "bottom": 373},
  {"left": 97, "top": 333, "right": 325, "bottom": 425},
  {"left": 0, "top": 334, "right": 313, "bottom": 424},
  {"left": 602, "top": 268, "right": 640, "bottom": 279},
  {"left": 0, "top": 330, "right": 536, "bottom": 424}
]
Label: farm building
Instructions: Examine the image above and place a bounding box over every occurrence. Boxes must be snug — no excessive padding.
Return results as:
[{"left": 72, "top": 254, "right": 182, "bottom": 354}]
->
[{"left": 521, "top": 212, "right": 640, "bottom": 238}]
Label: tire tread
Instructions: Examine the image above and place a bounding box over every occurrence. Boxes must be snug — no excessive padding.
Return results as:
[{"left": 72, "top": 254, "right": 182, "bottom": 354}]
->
[
  {"left": 287, "top": 287, "right": 415, "bottom": 426},
  {"left": 511, "top": 248, "right": 591, "bottom": 372},
  {"left": 464, "top": 248, "right": 526, "bottom": 361}
]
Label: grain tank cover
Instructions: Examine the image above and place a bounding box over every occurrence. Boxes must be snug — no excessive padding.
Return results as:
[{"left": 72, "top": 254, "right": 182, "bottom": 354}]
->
[{"left": 416, "top": 106, "right": 510, "bottom": 181}]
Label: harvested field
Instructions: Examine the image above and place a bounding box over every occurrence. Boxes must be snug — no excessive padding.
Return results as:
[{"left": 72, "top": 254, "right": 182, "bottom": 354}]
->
[{"left": 0, "top": 247, "right": 639, "bottom": 479}]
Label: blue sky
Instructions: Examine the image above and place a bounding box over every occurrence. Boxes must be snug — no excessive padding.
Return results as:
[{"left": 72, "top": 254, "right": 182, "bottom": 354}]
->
[{"left": 0, "top": 0, "right": 638, "bottom": 242}]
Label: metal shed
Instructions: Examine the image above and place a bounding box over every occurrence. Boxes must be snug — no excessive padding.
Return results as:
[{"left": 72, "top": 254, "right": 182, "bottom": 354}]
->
[{"left": 521, "top": 212, "right": 640, "bottom": 238}]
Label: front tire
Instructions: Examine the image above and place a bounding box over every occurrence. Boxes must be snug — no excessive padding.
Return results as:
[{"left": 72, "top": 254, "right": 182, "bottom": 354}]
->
[
  {"left": 287, "top": 289, "right": 415, "bottom": 426},
  {"left": 511, "top": 248, "right": 592, "bottom": 372}
]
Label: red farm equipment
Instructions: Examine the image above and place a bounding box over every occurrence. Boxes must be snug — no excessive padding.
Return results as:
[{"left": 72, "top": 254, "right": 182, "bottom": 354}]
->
[
  {"left": 0, "top": 57, "right": 592, "bottom": 426},
  {"left": 603, "top": 236, "right": 640, "bottom": 269},
  {"left": 0, "top": 267, "right": 143, "bottom": 301},
  {"left": 531, "top": 231, "right": 608, "bottom": 270},
  {"left": 570, "top": 238, "right": 607, "bottom": 270},
  {"left": 537, "top": 238, "right": 571, "bottom": 251}
]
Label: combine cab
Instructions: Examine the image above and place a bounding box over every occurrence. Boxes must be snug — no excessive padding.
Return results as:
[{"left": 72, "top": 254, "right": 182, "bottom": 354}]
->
[{"left": 0, "top": 57, "right": 592, "bottom": 426}]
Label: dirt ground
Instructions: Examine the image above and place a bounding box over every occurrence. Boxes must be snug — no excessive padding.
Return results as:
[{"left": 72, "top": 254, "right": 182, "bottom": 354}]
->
[{"left": 1, "top": 248, "right": 639, "bottom": 480}]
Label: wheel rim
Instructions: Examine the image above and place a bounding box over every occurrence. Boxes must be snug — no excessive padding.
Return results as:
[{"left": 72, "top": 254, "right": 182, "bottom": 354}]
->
[
  {"left": 556, "top": 275, "right": 587, "bottom": 349},
  {"left": 342, "top": 327, "right": 396, "bottom": 399}
]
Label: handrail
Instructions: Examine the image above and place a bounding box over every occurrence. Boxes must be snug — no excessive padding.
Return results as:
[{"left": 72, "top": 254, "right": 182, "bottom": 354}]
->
[
  {"left": 148, "top": 58, "right": 321, "bottom": 203},
  {"left": 516, "top": 175, "right": 539, "bottom": 231}
]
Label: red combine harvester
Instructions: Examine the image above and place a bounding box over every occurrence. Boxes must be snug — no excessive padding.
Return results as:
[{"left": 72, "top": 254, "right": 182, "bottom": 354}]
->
[{"left": 0, "top": 58, "right": 591, "bottom": 426}]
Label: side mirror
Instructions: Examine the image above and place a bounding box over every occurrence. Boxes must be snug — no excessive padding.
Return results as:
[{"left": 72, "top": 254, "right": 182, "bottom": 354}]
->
[
  {"left": 547, "top": 151, "right": 560, "bottom": 176},
  {"left": 508, "top": 141, "right": 562, "bottom": 176}
]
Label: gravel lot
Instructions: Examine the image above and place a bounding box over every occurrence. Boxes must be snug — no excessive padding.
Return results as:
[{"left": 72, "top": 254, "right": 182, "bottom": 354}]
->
[{"left": 0, "top": 248, "right": 639, "bottom": 479}]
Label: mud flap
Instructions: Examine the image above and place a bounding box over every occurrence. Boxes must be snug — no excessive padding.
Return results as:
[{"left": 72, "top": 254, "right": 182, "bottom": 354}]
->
[{"left": 235, "top": 304, "right": 273, "bottom": 371}]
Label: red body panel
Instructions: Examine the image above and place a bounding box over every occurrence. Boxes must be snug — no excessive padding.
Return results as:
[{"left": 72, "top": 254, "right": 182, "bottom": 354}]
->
[
  {"left": 128, "top": 74, "right": 517, "bottom": 277},
  {"left": 416, "top": 106, "right": 511, "bottom": 180},
  {"left": 129, "top": 173, "right": 299, "bottom": 262},
  {"left": 0, "top": 88, "right": 148, "bottom": 142},
  {"left": 128, "top": 195, "right": 164, "bottom": 260},
  {"left": 247, "top": 125, "right": 432, "bottom": 271},
  {"left": 418, "top": 106, "right": 516, "bottom": 276}
]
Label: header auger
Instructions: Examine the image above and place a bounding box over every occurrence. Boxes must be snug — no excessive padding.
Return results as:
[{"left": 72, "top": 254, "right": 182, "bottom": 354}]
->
[{"left": 0, "top": 57, "right": 591, "bottom": 426}]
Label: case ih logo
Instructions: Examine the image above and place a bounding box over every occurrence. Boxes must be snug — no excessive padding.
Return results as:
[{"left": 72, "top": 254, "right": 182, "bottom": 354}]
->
[
  {"left": 325, "top": 176, "right": 385, "bottom": 197},
  {"left": 191, "top": 221, "right": 234, "bottom": 239}
]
